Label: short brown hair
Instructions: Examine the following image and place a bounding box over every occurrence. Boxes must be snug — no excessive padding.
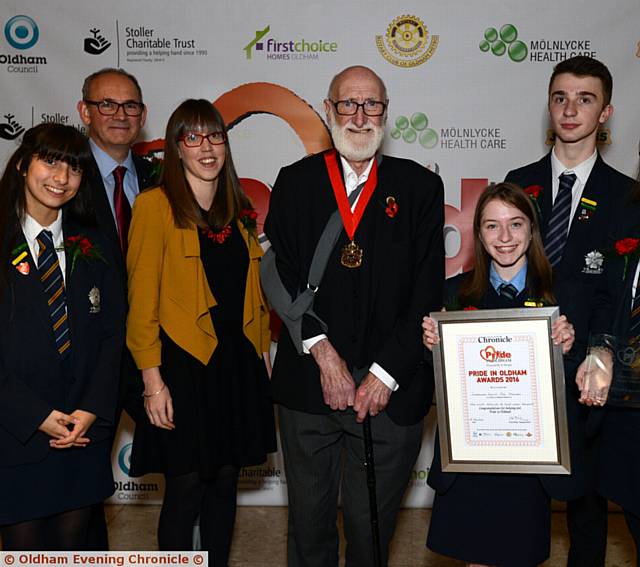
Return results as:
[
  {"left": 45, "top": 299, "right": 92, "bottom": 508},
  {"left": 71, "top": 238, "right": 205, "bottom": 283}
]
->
[
  {"left": 548, "top": 56, "right": 612, "bottom": 106},
  {"left": 81, "top": 67, "right": 143, "bottom": 102}
]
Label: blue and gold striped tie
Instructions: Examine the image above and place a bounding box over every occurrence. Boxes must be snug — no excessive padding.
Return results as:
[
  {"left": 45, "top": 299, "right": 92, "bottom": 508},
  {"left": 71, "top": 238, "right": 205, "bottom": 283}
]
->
[{"left": 37, "top": 230, "right": 71, "bottom": 358}]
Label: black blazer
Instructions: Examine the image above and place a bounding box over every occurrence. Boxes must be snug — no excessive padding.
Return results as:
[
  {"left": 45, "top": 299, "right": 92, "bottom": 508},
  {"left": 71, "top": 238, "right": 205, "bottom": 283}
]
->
[
  {"left": 87, "top": 153, "right": 154, "bottom": 291},
  {"left": 86, "top": 152, "right": 154, "bottom": 420},
  {"left": 506, "top": 153, "right": 636, "bottom": 377},
  {"left": 0, "top": 215, "right": 125, "bottom": 467},
  {"left": 265, "top": 152, "right": 444, "bottom": 426},
  {"left": 428, "top": 272, "right": 586, "bottom": 501}
]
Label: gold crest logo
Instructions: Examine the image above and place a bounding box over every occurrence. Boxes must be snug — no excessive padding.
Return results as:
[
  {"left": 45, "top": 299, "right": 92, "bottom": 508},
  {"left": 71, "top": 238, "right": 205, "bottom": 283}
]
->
[{"left": 376, "top": 15, "right": 439, "bottom": 68}]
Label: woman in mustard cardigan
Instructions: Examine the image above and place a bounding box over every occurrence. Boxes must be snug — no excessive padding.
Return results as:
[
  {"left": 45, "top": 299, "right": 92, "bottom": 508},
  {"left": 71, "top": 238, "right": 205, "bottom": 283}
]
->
[{"left": 126, "top": 99, "right": 276, "bottom": 560}]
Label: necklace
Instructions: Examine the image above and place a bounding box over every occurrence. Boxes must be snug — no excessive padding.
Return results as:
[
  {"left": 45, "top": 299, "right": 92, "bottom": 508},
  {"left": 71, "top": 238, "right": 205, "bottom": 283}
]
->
[{"left": 200, "top": 224, "right": 232, "bottom": 244}]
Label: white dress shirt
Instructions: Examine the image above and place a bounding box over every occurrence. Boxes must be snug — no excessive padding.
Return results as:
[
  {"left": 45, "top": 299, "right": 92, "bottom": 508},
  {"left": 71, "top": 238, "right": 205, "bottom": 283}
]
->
[
  {"left": 550, "top": 148, "right": 598, "bottom": 223},
  {"left": 21, "top": 210, "right": 66, "bottom": 282}
]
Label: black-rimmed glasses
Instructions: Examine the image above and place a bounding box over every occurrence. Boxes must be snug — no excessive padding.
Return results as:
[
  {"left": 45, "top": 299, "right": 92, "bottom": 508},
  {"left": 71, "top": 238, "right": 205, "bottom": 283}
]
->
[
  {"left": 330, "top": 99, "right": 387, "bottom": 117},
  {"left": 83, "top": 99, "right": 145, "bottom": 116},
  {"left": 177, "top": 131, "right": 227, "bottom": 147}
]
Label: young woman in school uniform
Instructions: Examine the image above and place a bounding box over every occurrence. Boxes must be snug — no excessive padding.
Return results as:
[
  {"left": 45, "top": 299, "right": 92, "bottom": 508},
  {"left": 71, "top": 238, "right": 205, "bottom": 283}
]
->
[
  {"left": 422, "top": 182, "right": 576, "bottom": 567},
  {"left": 0, "top": 123, "right": 124, "bottom": 550}
]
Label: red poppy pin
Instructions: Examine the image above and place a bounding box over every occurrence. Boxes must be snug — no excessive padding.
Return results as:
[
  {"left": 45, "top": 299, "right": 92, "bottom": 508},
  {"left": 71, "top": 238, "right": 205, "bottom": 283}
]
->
[{"left": 385, "top": 196, "right": 398, "bottom": 219}]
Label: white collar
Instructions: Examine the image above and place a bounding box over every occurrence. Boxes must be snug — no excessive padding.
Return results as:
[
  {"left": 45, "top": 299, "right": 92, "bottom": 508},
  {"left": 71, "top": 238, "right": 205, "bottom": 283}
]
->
[
  {"left": 551, "top": 148, "right": 598, "bottom": 186},
  {"left": 22, "top": 209, "right": 63, "bottom": 245}
]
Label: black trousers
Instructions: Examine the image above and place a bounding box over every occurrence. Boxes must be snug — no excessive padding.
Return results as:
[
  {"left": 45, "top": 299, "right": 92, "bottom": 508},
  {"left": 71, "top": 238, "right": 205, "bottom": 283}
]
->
[{"left": 278, "top": 405, "right": 423, "bottom": 567}]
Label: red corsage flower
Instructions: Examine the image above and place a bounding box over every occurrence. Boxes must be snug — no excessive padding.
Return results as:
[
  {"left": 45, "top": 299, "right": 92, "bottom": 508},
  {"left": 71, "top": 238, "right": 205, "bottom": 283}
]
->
[
  {"left": 385, "top": 196, "right": 398, "bottom": 219},
  {"left": 63, "top": 235, "right": 106, "bottom": 274},
  {"left": 524, "top": 185, "right": 543, "bottom": 199},
  {"left": 240, "top": 208, "right": 258, "bottom": 235},
  {"left": 614, "top": 238, "right": 640, "bottom": 256}
]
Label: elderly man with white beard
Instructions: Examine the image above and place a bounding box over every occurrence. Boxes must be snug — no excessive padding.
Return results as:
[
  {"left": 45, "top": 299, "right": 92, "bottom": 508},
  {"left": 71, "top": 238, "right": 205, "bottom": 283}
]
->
[{"left": 263, "top": 66, "right": 445, "bottom": 567}]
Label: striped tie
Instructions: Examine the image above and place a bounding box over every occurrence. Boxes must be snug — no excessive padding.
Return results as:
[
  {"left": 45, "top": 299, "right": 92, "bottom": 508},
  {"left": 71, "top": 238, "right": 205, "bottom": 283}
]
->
[
  {"left": 499, "top": 283, "right": 518, "bottom": 300},
  {"left": 629, "top": 288, "right": 640, "bottom": 343},
  {"left": 37, "top": 230, "right": 71, "bottom": 358},
  {"left": 544, "top": 172, "right": 576, "bottom": 267}
]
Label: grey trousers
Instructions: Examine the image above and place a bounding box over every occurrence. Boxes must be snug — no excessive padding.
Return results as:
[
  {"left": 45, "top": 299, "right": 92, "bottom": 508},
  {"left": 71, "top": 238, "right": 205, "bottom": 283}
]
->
[{"left": 278, "top": 405, "right": 424, "bottom": 567}]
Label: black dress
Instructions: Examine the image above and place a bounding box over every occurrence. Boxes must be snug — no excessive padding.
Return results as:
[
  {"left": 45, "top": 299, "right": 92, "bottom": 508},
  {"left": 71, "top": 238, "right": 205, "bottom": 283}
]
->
[
  {"left": 427, "top": 273, "right": 551, "bottom": 567},
  {"left": 129, "top": 221, "right": 276, "bottom": 479}
]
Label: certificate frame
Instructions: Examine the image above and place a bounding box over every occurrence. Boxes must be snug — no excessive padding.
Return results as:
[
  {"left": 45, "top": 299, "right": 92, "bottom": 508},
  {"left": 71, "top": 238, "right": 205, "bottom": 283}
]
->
[{"left": 431, "top": 307, "right": 571, "bottom": 475}]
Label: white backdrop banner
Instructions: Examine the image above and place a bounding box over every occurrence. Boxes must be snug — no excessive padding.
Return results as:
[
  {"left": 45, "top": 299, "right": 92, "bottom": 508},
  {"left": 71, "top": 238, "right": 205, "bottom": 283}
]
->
[{"left": 1, "top": 0, "right": 638, "bottom": 507}]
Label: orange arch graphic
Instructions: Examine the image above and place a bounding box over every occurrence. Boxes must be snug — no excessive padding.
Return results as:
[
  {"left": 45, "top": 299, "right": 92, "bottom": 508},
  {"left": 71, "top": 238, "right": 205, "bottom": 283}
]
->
[{"left": 214, "top": 82, "right": 332, "bottom": 155}]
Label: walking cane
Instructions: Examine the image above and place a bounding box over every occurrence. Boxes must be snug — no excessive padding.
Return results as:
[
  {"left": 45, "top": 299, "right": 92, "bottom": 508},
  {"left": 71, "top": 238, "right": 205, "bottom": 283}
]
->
[{"left": 363, "top": 414, "right": 383, "bottom": 567}]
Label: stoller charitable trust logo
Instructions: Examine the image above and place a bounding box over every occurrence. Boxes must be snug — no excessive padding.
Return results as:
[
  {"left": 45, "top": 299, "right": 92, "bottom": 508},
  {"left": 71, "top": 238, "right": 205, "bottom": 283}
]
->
[
  {"left": 243, "top": 25, "right": 338, "bottom": 61},
  {"left": 0, "top": 113, "right": 25, "bottom": 141},
  {"left": 84, "top": 27, "right": 111, "bottom": 55},
  {"left": 4, "top": 15, "right": 38, "bottom": 49},
  {"left": 376, "top": 15, "right": 438, "bottom": 68}
]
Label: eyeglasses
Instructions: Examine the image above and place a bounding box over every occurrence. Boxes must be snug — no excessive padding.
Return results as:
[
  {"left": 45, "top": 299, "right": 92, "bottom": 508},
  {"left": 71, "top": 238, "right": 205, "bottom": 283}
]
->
[
  {"left": 83, "top": 99, "right": 145, "bottom": 116},
  {"left": 177, "top": 131, "right": 227, "bottom": 147},
  {"left": 330, "top": 99, "right": 387, "bottom": 117}
]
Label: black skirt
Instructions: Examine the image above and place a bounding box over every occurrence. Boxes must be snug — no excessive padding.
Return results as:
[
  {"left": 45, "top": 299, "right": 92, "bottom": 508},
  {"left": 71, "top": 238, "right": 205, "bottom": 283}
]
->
[
  {"left": 129, "top": 221, "right": 276, "bottom": 479},
  {"left": 427, "top": 472, "right": 551, "bottom": 567}
]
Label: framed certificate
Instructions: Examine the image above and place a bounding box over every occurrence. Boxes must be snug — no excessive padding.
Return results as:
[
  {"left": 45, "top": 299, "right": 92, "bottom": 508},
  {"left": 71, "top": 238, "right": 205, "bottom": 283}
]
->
[{"left": 431, "top": 307, "right": 570, "bottom": 474}]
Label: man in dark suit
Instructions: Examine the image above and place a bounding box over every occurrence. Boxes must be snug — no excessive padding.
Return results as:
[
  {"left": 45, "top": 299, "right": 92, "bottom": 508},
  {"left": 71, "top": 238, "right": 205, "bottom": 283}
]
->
[
  {"left": 76, "top": 67, "right": 154, "bottom": 550},
  {"left": 505, "top": 56, "right": 636, "bottom": 567},
  {"left": 264, "top": 66, "right": 444, "bottom": 566}
]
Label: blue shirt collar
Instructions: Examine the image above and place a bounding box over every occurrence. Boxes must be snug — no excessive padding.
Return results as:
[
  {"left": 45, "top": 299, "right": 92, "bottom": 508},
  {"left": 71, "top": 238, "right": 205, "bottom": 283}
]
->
[
  {"left": 89, "top": 139, "right": 135, "bottom": 181},
  {"left": 489, "top": 260, "right": 527, "bottom": 294}
]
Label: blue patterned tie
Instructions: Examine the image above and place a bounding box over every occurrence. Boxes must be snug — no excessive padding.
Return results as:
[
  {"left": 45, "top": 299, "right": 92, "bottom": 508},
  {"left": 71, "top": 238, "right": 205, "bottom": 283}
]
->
[
  {"left": 544, "top": 172, "right": 576, "bottom": 267},
  {"left": 498, "top": 283, "right": 518, "bottom": 300},
  {"left": 37, "top": 230, "right": 71, "bottom": 358}
]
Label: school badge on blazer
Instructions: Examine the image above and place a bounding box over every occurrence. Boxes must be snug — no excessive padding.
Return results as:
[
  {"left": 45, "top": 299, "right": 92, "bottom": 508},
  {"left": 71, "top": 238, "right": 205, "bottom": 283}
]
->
[
  {"left": 88, "top": 286, "right": 101, "bottom": 314},
  {"left": 582, "top": 250, "right": 604, "bottom": 275}
]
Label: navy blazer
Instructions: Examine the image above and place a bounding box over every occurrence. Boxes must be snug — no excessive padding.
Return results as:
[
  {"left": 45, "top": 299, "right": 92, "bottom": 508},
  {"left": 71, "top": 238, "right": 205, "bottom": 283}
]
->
[
  {"left": 265, "top": 152, "right": 444, "bottom": 425},
  {"left": 506, "top": 152, "right": 636, "bottom": 378},
  {"left": 428, "top": 272, "right": 586, "bottom": 501},
  {"left": 0, "top": 214, "right": 125, "bottom": 467}
]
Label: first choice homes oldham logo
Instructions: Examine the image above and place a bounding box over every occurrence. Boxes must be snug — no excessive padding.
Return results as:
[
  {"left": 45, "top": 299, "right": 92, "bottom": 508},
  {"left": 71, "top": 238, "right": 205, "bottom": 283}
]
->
[
  {"left": 1, "top": 15, "right": 47, "bottom": 73},
  {"left": 244, "top": 25, "right": 338, "bottom": 62},
  {"left": 376, "top": 15, "right": 439, "bottom": 68}
]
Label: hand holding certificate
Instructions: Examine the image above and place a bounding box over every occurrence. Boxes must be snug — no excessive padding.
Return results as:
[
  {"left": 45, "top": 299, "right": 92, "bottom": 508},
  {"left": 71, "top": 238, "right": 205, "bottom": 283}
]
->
[{"left": 430, "top": 307, "right": 571, "bottom": 474}]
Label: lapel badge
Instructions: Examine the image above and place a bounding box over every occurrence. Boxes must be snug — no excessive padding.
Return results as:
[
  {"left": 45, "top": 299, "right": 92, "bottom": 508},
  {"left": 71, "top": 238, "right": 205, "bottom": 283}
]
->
[
  {"left": 11, "top": 251, "right": 29, "bottom": 275},
  {"left": 88, "top": 286, "right": 101, "bottom": 314},
  {"left": 582, "top": 250, "right": 604, "bottom": 275},
  {"left": 16, "top": 261, "right": 30, "bottom": 275},
  {"left": 578, "top": 197, "right": 597, "bottom": 221}
]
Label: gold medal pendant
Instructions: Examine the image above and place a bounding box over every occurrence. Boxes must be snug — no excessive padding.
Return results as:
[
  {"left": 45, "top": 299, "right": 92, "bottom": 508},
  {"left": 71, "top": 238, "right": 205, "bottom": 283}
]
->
[{"left": 340, "top": 240, "right": 363, "bottom": 268}]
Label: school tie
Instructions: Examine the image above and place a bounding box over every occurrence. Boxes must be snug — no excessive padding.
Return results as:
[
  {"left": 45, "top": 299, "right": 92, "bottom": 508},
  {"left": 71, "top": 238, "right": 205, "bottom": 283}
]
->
[
  {"left": 112, "top": 165, "right": 131, "bottom": 256},
  {"left": 544, "top": 172, "right": 576, "bottom": 267},
  {"left": 629, "top": 284, "right": 640, "bottom": 342},
  {"left": 37, "top": 230, "right": 71, "bottom": 358},
  {"left": 498, "top": 283, "right": 518, "bottom": 300}
]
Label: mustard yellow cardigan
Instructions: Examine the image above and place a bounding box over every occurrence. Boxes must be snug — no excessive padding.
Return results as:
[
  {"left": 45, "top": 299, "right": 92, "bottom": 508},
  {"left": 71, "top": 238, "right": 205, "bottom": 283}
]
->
[{"left": 126, "top": 187, "right": 270, "bottom": 369}]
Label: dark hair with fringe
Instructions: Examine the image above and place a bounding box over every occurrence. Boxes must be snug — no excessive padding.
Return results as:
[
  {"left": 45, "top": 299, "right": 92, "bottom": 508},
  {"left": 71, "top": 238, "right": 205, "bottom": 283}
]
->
[
  {"left": 549, "top": 56, "right": 613, "bottom": 106},
  {"left": 459, "top": 182, "right": 556, "bottom": 307},
  {"left": 0, "top": 122, "right": 95, "bottom": 289},
  {"left": 160, "top": 99, "right": 251, "bottom": 230}
]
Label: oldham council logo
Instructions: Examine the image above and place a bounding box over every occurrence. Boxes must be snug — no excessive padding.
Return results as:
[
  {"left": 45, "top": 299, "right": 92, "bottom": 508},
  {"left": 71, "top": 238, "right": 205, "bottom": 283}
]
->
[
  {"left": 4, "top": 15, "right": 39, "bottom": 50},
  {"left": 376, "top": 15, "right": 438, "bottom": 68}
]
